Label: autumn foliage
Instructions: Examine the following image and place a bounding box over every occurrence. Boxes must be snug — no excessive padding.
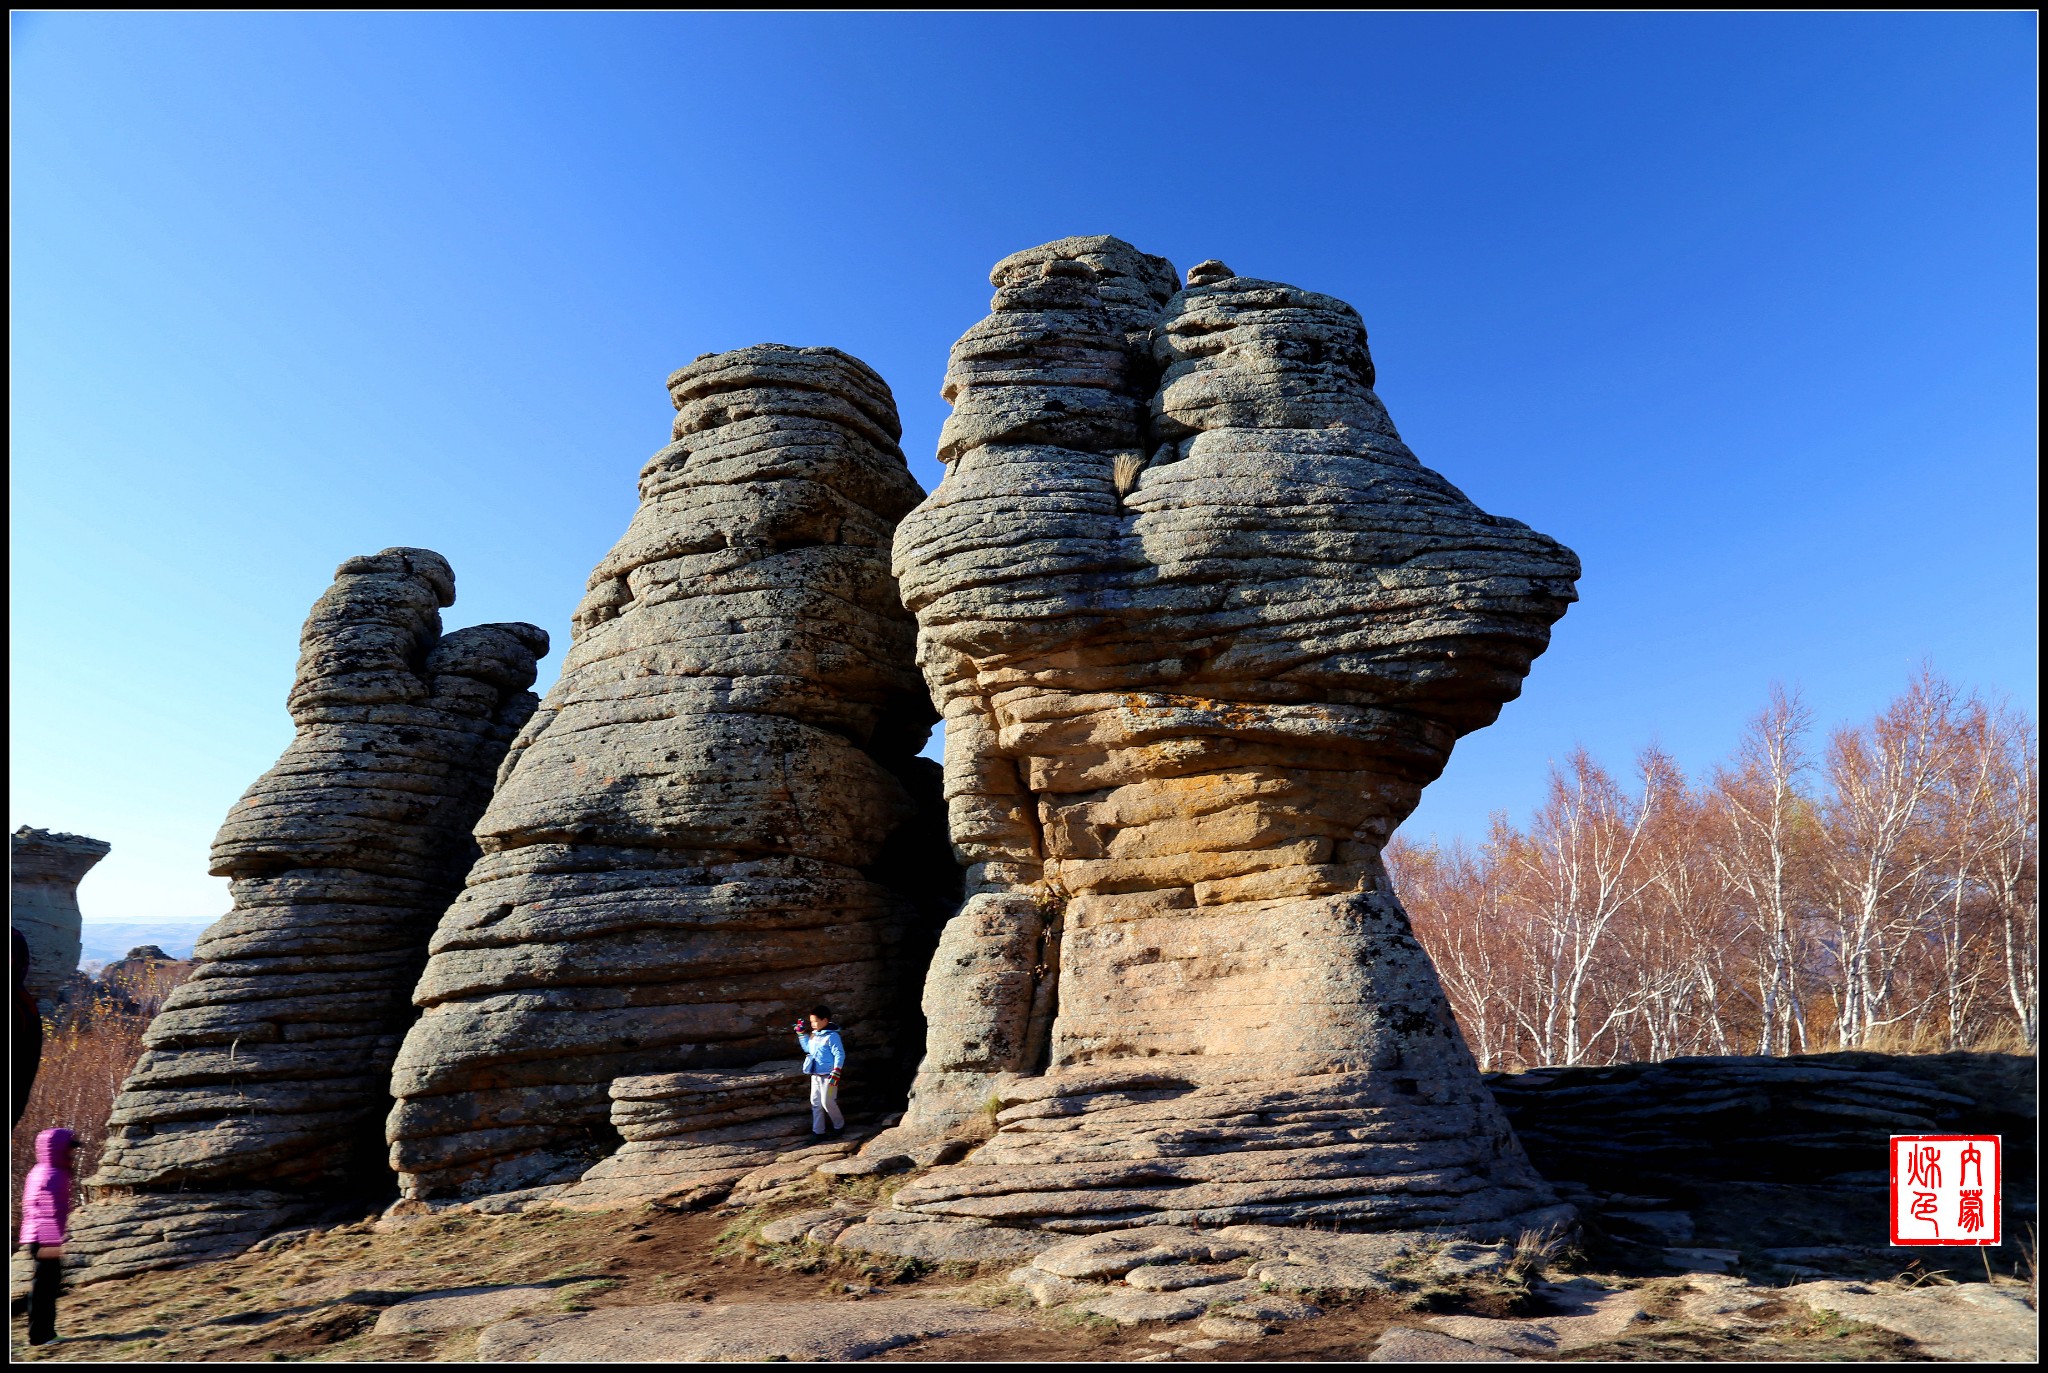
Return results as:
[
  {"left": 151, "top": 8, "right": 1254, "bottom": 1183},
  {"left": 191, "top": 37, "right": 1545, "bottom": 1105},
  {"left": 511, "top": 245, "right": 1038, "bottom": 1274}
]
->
[{"left": 1392, "top": 670, "right": 2038, "bottom": 1068}]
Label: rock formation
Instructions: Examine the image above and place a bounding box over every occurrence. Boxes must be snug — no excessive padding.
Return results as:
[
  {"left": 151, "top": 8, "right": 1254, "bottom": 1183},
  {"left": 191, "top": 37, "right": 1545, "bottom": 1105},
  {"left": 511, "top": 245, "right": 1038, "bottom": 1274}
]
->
[
  {"left": 1487, "top": 1052, "right": 2035, "bottom": 1276},
  {"left": 555, "top": 1061, "right": 843, "bottom": 1210},
  {"left": 71, "top": 548, "right": 547, "bottom": 1281},
  {"left": 386, "top": 345, "right": 950, "bottom": 1202},
  {"left": 10, "top": 827, "right": 111, "bottom": 1011},
  {"left": 866, "top": 235, "right": 1582, "bottom": 1238}
]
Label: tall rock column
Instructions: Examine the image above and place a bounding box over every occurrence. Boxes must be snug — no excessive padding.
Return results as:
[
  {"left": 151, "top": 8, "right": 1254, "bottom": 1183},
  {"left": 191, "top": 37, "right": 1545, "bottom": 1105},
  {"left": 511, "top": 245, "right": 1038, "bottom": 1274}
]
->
[
  {"left": 70, "top": 549, "right": 547, "bottom": 1281},
  {"left": 879, "top": 238, "right": 1582, "bottom": 1236},
  {"left": 387, "top": 345, "right": 946, "bottom": 1202},
  {"left": 10, "top": 827, "right": 110, "bottom": 1012}
]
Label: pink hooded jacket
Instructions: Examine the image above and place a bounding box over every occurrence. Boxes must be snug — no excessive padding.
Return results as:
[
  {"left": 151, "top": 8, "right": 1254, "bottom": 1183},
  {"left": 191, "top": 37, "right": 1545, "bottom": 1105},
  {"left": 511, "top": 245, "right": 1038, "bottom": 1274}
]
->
[{"left": 18, "top": 1127, "right": 74, "bottom": 1247}]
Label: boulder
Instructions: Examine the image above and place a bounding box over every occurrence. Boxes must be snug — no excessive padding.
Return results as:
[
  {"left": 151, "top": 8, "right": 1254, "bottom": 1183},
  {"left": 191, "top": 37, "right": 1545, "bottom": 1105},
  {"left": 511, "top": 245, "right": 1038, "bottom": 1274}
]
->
[
  {"left": 387, "top": 346, "right": 951, "bottom": 1202},
  {"left": 72, "top": 548, "right": 546, "bottom": 1281},
  {"left": 875, "top": 236, "right": 1580, "bottom": 1236}
]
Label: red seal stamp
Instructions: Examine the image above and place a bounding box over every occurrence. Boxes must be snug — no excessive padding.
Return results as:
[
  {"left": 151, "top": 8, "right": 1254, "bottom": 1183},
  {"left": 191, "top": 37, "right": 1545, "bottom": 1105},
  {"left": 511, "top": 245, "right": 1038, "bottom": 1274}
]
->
[{"left": 1890, "top": 1134, "right": 2001, "bottom": 1246}]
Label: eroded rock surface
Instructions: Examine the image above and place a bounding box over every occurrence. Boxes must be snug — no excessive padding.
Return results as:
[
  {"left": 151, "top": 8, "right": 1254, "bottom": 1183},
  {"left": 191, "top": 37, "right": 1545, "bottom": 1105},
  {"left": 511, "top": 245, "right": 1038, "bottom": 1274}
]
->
[
  {"left": 72, "top": 548, "right": 547, "bottom": 1281},
  {"left": 11, "top": 826, "right": 111, "bottom": 1011},
  {"left": 555, "top": 1061, "right": 843, "bottom": 1210},
  {"left": 387, "top": 346, "right": 949, "bottom": 1201},
  {"left": 872, "top": 235, "right": 1581, "bottom": 1235},
  {"left": 474, "top": 1298, "right": 1024, "bottom": 1362}
]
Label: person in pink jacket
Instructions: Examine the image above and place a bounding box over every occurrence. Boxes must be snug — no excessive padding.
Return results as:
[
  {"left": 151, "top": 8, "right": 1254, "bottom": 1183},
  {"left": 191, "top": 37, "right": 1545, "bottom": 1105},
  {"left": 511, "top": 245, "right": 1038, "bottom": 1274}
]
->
[{"left": 17, "top": 1126, "right": 77, "bottom": 1345}]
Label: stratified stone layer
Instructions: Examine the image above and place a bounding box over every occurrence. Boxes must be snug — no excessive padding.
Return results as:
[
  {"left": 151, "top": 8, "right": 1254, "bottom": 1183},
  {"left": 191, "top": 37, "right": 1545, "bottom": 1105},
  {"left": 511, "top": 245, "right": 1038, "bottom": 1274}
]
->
[
  {"left": 10, "top": 827, "right": 110, "bottom": 1011},
  {"left": 876, "top": 236, "right": 1581, "bottom": 1235},
  {"left": 73, "top": 548, "right": 547, "bottom": 1281},
  {"left": 554, "top": 1062, "right": 814, "bottom": 1210},
  {"left": 387, "top": 345, "right": 948, "bottom": 1201}
]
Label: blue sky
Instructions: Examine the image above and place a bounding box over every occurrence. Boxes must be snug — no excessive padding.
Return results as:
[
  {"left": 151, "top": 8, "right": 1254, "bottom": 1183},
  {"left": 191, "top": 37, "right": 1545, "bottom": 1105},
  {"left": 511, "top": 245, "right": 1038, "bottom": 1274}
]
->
[{"left": 11, "top": 12, "right": 2036, "bottom": 929}]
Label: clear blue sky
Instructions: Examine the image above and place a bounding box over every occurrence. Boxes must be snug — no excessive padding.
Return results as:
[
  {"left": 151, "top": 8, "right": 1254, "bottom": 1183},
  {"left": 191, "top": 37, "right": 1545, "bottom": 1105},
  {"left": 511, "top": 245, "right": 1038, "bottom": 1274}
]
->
[{"left": 12, "top": 13, "right": 2037, "bottom": 930}]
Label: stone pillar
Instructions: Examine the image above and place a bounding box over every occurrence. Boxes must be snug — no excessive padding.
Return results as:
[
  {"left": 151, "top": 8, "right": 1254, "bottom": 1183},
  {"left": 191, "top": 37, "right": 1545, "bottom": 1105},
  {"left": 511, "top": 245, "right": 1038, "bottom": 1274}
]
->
[
  {"left": 70, "top": 548, "right": 547, "bottom": 1282},
  {"left": 9, "top": 827, "right": 110, "bottom": 1012},
  {"left": 877, "top": 238, "right": 1582, "bottom": 1237},
  {"left": 386, "top": 346, "right": 951, "bottom": 1203}
]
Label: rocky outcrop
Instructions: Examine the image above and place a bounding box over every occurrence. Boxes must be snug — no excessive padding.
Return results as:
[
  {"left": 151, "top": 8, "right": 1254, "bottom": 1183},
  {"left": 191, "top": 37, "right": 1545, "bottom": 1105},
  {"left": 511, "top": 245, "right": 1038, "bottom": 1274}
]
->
[
  {"left": 1486, "top": 1052, "right": 2036, "bottom": 1276},
  {"left": 870, "top": 235, "right": 1581, "bottom": 1236},
  {"left": 95, "top": 945, "right": 195, "bottom": 1017},
  {"left": 554, "top": 1062, "right": 827, "bottom": 1210},
  {"left": 386, "top": 345, "right": 950, "bottom": 1202},
  {"left": 71, "top": 548, "right": 547, "bottom": 1281},
  {"left": 10, "top": 827, "right": 111, "bottom": 1011}
]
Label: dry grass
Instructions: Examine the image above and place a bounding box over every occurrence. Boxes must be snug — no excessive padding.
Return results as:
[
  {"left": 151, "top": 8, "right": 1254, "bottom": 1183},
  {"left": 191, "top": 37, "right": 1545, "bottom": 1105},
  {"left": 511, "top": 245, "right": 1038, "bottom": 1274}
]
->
[
  {"left": 1111, "top": 451, "right": 1147, "bottom": 497},
  {"left": 1853, "top": 1019, "right": 2034, "bottom": 1056},
  {"left": 10, "top": 969, "right": 190, "bottom": 1239}
]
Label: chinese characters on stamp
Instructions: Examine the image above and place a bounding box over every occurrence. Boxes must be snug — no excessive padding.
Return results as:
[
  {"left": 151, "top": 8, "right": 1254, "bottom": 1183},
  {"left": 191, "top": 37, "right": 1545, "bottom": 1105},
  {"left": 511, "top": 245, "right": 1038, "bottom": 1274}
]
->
[{"left": 1890, "top": 1134, "right": 2001, "bottom": 1246}]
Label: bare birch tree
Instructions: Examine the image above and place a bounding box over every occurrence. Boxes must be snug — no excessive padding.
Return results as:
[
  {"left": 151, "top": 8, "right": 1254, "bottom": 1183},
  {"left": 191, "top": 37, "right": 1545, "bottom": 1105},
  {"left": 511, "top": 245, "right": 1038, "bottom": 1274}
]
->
[
  {"left": 1815, "top": 670, "right": 1958, "bottom": 1047},
  {"left": 1708, "top": 686, "right": 1817, "bottom": 1054}
]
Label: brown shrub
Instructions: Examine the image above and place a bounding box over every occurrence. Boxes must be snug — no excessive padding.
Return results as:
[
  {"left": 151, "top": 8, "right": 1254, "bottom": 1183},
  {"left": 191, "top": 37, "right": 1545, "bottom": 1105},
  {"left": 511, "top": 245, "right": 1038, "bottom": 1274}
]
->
[{"left": 10, "top": 971, "right": 186, "bottom": 1240}]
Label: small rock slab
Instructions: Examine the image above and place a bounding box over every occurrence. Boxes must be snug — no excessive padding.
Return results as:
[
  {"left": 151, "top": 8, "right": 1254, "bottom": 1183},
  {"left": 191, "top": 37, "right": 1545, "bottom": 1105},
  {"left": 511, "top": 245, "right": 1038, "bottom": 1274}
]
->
[
  {"left": 759, "top": 1207, "right": 863, "bottom": 1245},
  {"left": 1424, "top": 1282, "right": 1645, "bottom": 1355},
  {"left": 1786, "top": 1280, "right": 2038, "bottom": 1363},
  {"left": 1370, "top": 1326, "right": 1525, "bottom": 1362},
  {"left": 1223, "top": 1225, "right": 1418, "bottom": 1293},
  {"left": 375, "top": 1285, "right": 561, "bottom": 1335},
  {"left": 1079, "top": 1279, "right": 1259, "bottom": 1326},
  {"left": 1677, "top": 1275, "right": 1774, "bottom": 1328},
  {"left": 1033, "top": 1226, "right": 1246, "bottom": 1280},
  {"left": 475, "top": 1298, "right": 1023, "bottom": 1362},
  {"left": 1197, "top": 1315, "right": 1270, "bottom": 1341},
  {"left": 835, "top": 1215, "right": 1055, "bottom": 1266},
  {"left": 1079, "top": 1288, "right": 1213, "bottom": 1326},
  {"left": 1124, "top": 1262, "right": 1241, "bottom": 1291},
  {"left": 815, "top": 1153, "right": 913, "bottom": 1179},
  {"left": 1219, "top": 1294, "right": 1322, "bottom": 1324},
  {"left": 1007, "top": 1267, "right": 1096, "bottom": 1308}
]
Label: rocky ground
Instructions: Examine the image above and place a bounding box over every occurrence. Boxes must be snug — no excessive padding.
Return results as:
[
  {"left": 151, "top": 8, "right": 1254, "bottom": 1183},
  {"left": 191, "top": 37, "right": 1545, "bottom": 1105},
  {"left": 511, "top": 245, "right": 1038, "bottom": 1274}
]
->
[{"left": 12, "top": 1166, "right": 2036, "bottom": 1363}]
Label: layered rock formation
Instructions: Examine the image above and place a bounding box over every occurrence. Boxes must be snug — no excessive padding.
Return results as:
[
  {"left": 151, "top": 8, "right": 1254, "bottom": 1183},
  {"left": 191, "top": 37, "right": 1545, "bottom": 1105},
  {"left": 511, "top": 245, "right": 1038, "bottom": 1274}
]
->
[
  {"left": 869, "top": 235, "right": 1582, "bottom": 1236},
  {"left": 556, "top": 1061, "right": 825, "bottom": 1210},
  {"left": 387, "top": 345, "right": 949, "bottom": 1202},
  {"left": 72, "top": 548, "right": 547, "bottom": 1280},
  {"left": 1488, "top": 1052, "right": 2036, "bottom": 1275},
  {"left": 10, "top": 826, "right": 111, "bottom": 1011}
]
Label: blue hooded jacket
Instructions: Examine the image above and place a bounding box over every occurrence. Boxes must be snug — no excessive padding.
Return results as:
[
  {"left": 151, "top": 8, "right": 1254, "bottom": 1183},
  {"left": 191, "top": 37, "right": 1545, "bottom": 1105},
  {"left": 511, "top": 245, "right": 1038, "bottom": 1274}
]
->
[{"left": 797, "top": 1024, "right": 845, "bottom": 1078}]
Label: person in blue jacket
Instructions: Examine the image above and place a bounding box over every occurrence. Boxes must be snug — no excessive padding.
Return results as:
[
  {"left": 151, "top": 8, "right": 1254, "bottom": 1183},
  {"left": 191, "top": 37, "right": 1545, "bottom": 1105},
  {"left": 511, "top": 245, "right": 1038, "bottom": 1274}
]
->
[{"left": 794, "top": 1004, "right": 845, "bottom": 1137}]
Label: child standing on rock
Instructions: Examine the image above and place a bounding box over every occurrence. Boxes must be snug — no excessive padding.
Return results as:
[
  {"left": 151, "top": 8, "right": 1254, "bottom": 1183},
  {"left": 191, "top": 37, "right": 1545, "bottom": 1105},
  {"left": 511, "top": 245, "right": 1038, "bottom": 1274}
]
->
[
  {"left": 17, "top": 1126, "right": 77, "bottom": 1346},
  {"left": 794, "top": 1006, "right": 845, "bottom": 1138}
]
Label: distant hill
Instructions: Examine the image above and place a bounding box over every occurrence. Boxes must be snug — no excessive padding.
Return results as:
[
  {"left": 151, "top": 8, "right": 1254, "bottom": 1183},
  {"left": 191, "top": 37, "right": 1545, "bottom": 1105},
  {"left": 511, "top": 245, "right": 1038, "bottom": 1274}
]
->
[{"left": 78, "top": 921, "right": 212, "bottom": 967}]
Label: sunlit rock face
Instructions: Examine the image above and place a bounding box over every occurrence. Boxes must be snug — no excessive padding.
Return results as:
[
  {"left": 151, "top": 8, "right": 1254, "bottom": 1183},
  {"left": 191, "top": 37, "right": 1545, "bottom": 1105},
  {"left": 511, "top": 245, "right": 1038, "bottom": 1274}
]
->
[
  {"left": 386, "top": 346, "right": 953, "bottom": 1202},
  {"left": 74, "top": 548, "right": 547, "bottom": 1280},
  {"left": 11, "top": 827, "right": 110, "bottom": 1012},
  {"left": 880, "top": 236, "right": 1582, "bottom": 1235}
]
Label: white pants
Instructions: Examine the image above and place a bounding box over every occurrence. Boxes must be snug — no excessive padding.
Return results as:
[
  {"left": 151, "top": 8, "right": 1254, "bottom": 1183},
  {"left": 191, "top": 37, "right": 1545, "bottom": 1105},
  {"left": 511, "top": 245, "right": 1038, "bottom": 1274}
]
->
[{"left": 809, "top": 1075, "right": 844, "bottom": 1133}]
